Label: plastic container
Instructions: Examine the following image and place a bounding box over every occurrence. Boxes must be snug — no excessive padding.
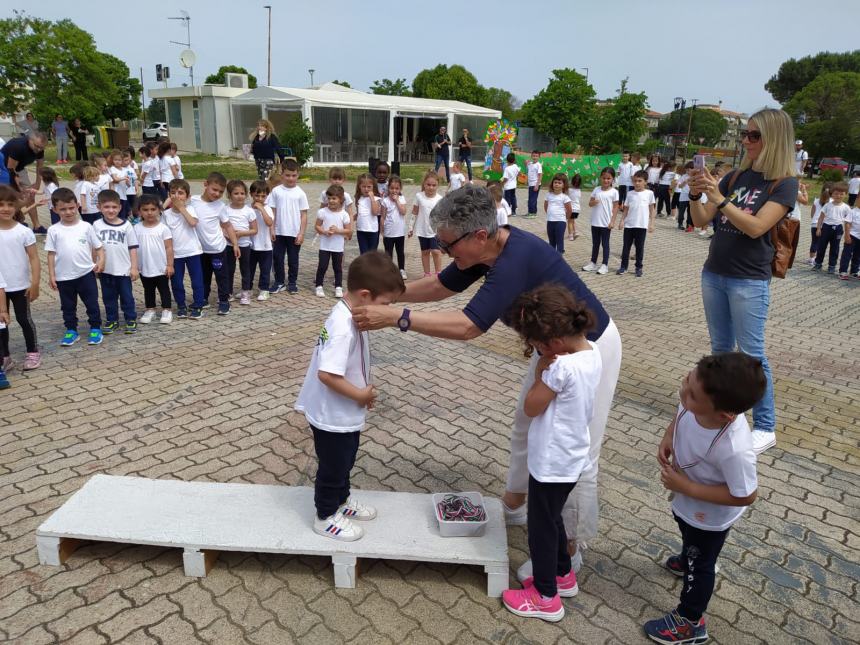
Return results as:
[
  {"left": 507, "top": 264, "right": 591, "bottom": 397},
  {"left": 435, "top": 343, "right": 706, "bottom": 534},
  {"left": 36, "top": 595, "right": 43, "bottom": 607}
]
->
[{"left": 432, "top": 492, "right": 488, "bottom": 538}]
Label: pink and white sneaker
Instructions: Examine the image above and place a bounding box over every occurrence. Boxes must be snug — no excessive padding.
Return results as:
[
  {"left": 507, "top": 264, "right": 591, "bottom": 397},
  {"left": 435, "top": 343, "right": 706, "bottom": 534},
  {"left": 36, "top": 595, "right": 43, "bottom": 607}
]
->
[
  {"left": 521, "top": 569, "right": 579, "bottom": 597},
  {"left": 502, "top": 585, "right": 564, "bottom": 622},
  {"left": 23, "top": 352, "right": 42, "bottom": 370}
]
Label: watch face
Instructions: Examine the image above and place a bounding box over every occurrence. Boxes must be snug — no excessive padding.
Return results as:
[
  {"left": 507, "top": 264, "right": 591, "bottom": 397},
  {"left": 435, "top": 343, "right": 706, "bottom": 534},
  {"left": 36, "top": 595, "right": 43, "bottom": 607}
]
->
[{"left": 398, "top": 318, "right": 408, "bottom": 330}]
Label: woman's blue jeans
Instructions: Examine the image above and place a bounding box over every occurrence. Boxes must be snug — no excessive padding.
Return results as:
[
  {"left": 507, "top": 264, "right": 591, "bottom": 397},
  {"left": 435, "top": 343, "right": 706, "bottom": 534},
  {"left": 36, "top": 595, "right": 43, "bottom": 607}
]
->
[{"left": 701, "top": 270, "right": 774, "bottom": 432}]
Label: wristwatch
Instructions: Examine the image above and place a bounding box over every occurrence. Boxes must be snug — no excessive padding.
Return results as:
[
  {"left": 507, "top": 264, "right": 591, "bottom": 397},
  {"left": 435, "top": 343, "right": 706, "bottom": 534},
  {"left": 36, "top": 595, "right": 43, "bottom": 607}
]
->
[{"left": 397, "top": 308, "right": 411, "bottom": 332}]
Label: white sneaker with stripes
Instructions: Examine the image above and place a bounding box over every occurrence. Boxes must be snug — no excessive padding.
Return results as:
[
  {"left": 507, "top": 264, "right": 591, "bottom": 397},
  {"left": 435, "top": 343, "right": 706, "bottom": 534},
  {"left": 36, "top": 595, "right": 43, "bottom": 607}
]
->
[
  {"left": 338, "top": 496, "right": 377, "bottom": 520},
  {"left": 313, "top": 511, "right": 364, "bottom": 541}
]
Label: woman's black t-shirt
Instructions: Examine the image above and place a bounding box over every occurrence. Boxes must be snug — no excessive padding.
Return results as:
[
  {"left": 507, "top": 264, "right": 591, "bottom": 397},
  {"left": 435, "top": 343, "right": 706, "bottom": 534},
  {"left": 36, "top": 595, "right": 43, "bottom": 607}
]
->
[{"left": 704, "top": 169, "right": 798, "bottom": 280}]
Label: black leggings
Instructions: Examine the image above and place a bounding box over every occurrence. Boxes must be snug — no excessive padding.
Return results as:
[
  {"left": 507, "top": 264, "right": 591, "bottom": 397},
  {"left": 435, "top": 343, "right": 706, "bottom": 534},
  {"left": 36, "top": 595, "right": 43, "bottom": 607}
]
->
[
  {"left": 225, "top": 245, "right": 252, "bottom": 291},
  {"left": 0, "top": 290, "right": 38, "bottom": 356},
  {"left": 315, "top": 250, "right": 344, "bottom": 287},
  {"left": 140, "top": 275, "right": 171, "bottom": 309},
  {"left": 383, "top": 236, "right": 405, "bottom": 270},
  {"left": 590, "top": 226, "right": 611, "bottom": 265},
  {"left": 677, "top": 201, "right": 691, "bottom": 228},
  {"left": 656, "top": 185, "right": 671, "bottom": 214}
]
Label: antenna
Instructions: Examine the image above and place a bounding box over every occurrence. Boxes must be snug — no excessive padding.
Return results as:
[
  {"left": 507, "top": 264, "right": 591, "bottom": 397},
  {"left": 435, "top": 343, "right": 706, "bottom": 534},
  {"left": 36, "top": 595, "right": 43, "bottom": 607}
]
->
[{"left": 168, "top": 10, "right": 194, "bottom": 85}]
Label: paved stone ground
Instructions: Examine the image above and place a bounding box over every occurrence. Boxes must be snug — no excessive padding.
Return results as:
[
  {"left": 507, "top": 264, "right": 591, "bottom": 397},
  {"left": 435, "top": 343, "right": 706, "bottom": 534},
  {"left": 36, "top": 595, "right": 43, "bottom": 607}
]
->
[{"left": 1, "top": 180, "right": 858, "bottom": 644}]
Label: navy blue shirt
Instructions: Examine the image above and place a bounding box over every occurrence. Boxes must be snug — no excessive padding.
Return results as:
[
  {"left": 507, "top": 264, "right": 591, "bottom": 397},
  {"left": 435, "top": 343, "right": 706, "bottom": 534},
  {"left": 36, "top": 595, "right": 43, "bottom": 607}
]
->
[
  {"left": 438, "top": 226, "right": 610, "bottom": 341},
  {"left": 1, "top": 136, "right": 43, "bottom": 170},
  {"left": 251, "top": 134, "right": 285, "bottom": 162}
]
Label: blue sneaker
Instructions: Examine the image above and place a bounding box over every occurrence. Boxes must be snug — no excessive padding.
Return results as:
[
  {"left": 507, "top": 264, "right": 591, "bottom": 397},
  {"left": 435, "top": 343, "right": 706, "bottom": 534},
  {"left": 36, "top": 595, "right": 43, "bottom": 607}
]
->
[
  {"left": 88, "top": 329, "right": 104, "bottom": 345},
  {"left": 217, "top": 302, "right": 230, "bottom": 315},
  {"left": 269, "top": 283, "right": 286, "bottom": 294},
  {"left": 125, "top": 321, "right": 138, "bottom": 334},
  {"left": 102, "top": 321, "right": 118, "bottom": 335},
  {"left": 0, "top": 369, "right": 9, "bottom": 389},
  {"left": 60, "top": 330, "right": 79, "bottom": 347},
  {"left": 644, "top": 610, "right": 708, "bottom": 644},
  {"left": 176, "top": 307, "right": 188, "bottom": 319},
  {"left": 287, "top": 284, "right": 298, "bottom": 294},
  {"left": 189, "top": 308, "right": 203, "bottom": 320}
]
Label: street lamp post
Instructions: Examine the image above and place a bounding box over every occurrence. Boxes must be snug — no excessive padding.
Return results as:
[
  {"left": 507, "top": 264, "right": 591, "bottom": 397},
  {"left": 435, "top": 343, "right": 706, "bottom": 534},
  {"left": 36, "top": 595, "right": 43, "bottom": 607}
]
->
[
  {"left": 264, "top": 5, "right": 272, "bottom": 86},
  {"left": 684, "top": 99, "right": 698, "bottom": 162},
  {"left": 579, "top": 67, "right": 589, "bottom": 82},
  {"left": 309, "top": 69, "right": 315, "bottom": 87}
]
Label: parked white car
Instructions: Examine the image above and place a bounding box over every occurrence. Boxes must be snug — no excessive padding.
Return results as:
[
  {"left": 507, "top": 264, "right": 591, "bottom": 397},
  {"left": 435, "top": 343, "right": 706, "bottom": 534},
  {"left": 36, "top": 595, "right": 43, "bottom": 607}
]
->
[{"left": 143, "top": 122, "right": 168, "bottom": 142}]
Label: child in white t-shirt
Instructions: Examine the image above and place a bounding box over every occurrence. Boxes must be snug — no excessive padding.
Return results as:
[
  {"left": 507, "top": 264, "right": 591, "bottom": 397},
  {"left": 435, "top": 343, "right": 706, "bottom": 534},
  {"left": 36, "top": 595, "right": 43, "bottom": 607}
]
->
[
  {"left": 646, "top": 353, "right": 763, "bottom": 645},
  {"left": 295, "top": 251, "right": 405, "bottom": 542},
  {"left": 616, "top": 152, "right": 635, "bottom": 205},
  {"left": 489, "top": 183, "right": 511, "bottom": 226},
  {"left": 314, "top": 185, "right": 352, "bottom": 298},
  {"left": 164, "top": 179, "right": 205, "bottom": 317},
  {"left": 676, "top": 161, "right": 694, "bottom": 231},
  {"left": 815, "top": 183, "right": 851, "bottom": 272},
  {"left": 381, "top": 175, "right": 408, "bottom": 279},
  {"left": 353, "top": 173, "right": 381, "bottom": 255},
  {"left": 501, "top": 284, "right": 602, "bottom": 622},
  {"left": 122, "top": 149, "right": 139, "bottom": 217},
  {"left": 223, "top": 180, "right": 258, "bottom": 305},
  {"left": 583, "top": 167, "right": 619, "bottom": 275},
  {"left": 134, "top": 194, "right": 174, "bottom": 324},
  {"left": 410, "top": 170, "right": 444, "bottom": 276},
  {"left": 318, "top": 167, "right": 354, "bottom": 242},
  {"left": 94, "top": 154, "right": 112, "bottom": 194},
  {"left": 249, "top": 180, "right": 276, "bottom": 301},
  {"left": 93, "top": 190, "right": 139, "bottom": 334},
  {"left": 108, "top": 150, "right": 131, "bottom": 220},
  {"left": 80, "top": 165, "right": 102, "bottom": 224},
  {"left": 617, "top": 170, "right": 656, "bottom": 277},
  {"left": 543, "top": 173, "right": 572, "bottom": 254},
  {"left": 168, "top": 143, "right": 183, "bottom": 180},
  {"left": 502, "top": 153, "right": 520, "bottom": 215},
  {"left": 848, "top": 171, "right": 859, "bottom": 207},
  {"left": 838, "top": 204, "right": 860, "bottom": 278},
  {"left": 807, "top": 185, "right": 830, "bottom": 264},
  {"left": 264, "top": 160, "right": 309, "bottom": 294},
  {"left": 139, "top": 146, "right": 158, "bottom": 198},
  {"left": 526, "top": 150, "right": 543, "bottom": 217},
  {"left": 38, "top": 167, "right": 60, "bottom": 225},
  {"left": 566, "top": 174, "right": 582, "bottom": 241},
  {"left": 448, "top": 162, "right": 467, "bottom": 191},
  {"left": 374, "top": 160, "right": 390, "bottom": 197},
  {"left": 45, "top": 187, "right": 106, "bottom": 347}
]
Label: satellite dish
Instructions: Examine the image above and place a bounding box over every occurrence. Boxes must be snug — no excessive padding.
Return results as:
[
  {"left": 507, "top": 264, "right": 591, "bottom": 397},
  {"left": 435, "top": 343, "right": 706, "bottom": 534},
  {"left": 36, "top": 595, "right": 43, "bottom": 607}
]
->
[{"left": 179, "top": 49, "right": 197, "bottom": 68}]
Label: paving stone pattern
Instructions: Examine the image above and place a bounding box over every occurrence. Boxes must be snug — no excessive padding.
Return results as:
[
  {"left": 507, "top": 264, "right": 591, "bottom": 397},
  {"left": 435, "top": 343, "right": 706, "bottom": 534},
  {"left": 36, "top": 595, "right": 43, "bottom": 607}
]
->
[{"left": 1, "top": 181, "right": 858, "bottom": 644}]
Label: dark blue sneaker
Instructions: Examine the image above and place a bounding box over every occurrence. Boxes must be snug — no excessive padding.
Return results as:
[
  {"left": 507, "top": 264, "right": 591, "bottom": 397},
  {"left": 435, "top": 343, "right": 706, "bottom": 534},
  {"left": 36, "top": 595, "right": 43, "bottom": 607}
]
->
[
  {"left": 665, "top": 555, "right": 685, "bottom": 577},
  {"left": 644, "top": 610, "right": 708, "bottom": 644},
  {"left": 217, "top": 302, "right": 230, "bottom": 315},
  {"left": 88, "top": 329, "right": 104, "bottom": 345},
  {"left": 287, "top": 284, "right": 298, "bottom": 294},
  {"left": 200, "top": 301, "right": 211, "bottom": 309},
  {"left": 189, "top": 308, "right": 203, "bottom": 320},
  {"left": 0, "top": 369, "right": 9, "bottom": 389},
  {"left": 125, "top": 321, "right": 138, "bottom": 334},
  {"left": 616, "top": 268, "right": 627, "bottom": 275},
  {"left": 635, "top": 268, "right": 643, "bottom": 277},
  {"left": 269, "top": 283, "right": 286, "bottom": 294},
  {"left": 176, "top": 307, "right": 188, "bottom": 319},
  {"left": 60, "top": 330, "right": 79, "bottom": 347},
  {"left": 102, "top": 321, "right": 118, "bottom": 335},
  {"left": 33, "top": 226, "right": 48, "bottom": 235},
  {"left": 827, "top": 266, "right": 835, "bottom": 274}
]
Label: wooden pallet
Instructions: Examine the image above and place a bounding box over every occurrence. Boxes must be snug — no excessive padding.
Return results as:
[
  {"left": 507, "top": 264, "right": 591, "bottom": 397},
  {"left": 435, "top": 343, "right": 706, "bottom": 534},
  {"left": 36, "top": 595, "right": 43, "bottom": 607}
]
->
[{"left": 36, "top": 475, "right": 509, "bottom": 596}]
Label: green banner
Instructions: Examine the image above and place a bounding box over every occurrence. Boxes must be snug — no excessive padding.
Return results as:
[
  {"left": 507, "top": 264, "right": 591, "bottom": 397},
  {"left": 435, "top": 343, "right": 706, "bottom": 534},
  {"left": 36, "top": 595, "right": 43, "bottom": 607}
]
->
[{"left": 484, "top": 150, "right": 622, "bottom": 188}]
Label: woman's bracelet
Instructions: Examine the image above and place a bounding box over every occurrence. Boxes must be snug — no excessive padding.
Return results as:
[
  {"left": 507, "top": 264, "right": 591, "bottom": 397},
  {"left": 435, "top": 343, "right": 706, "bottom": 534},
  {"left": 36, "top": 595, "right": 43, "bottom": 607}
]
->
[
  {"left": 716, "top": 197, "right": 731, "bottom": 211},
  {"left": 689, "top": 192, "right": 702, "bottom": 201}
]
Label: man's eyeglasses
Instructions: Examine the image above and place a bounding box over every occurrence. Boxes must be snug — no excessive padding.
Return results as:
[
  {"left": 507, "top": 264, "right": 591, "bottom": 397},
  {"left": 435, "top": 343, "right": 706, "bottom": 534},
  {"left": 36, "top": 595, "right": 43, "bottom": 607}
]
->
[
  {"left": 436, "top": 230, "right": 472, "bottom": 255},
  {"left": 740, "top": 130, "right": 761, "bottom": 142}
]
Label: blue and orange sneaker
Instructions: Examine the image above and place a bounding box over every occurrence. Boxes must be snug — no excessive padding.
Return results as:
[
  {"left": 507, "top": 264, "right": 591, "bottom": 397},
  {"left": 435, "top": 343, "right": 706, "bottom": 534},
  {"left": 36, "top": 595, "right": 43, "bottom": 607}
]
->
[{"left": 644, "top": 610, "right": 708, "bottom": 644}]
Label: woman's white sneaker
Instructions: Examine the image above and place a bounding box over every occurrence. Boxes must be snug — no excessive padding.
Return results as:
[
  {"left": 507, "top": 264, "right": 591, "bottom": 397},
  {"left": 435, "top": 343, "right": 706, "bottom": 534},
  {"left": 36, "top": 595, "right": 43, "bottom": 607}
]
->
[
  {"left": 315, "top": 286, "right": 325, "bottom": 297},
  {"left": 313, "top": 512, "right": 364, "bottom": 541},
  {"left": 338, "top": 496, "right": 376, "bottom": 520},
  {"left": 597, "top": 264, "right": 609, "bottom": 275},
  {"left": 334, "top": 286, "right": 344, "bottom": 299},
  {"left": 751, "top": 429, "right": 776, "bottom": 454}
]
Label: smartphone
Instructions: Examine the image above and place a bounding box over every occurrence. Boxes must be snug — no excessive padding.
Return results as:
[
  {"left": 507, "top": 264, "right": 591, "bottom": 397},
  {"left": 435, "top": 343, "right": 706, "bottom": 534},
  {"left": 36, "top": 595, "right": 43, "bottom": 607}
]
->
[{"left": 693, "top": 154, "right": 707, "bottom": 171}]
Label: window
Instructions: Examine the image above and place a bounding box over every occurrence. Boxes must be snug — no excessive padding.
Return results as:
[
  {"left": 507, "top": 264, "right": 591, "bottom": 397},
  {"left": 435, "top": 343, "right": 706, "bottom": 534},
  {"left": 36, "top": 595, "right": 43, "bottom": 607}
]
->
[{"left": 167, "top": 99, "right": 183, "bottom": 128}]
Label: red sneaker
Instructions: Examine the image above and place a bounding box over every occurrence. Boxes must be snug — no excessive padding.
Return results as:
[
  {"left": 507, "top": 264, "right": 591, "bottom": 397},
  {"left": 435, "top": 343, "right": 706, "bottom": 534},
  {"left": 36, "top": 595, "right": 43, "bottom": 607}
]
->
[
  {"left": 502, "top": 585, "right": 564, "bottom": 622},
  {"left": 685, "top": 226, "right": 694, "bottom": 233},
  {"left": 522, "top": 569, "right": 579, "bottom": 597}
]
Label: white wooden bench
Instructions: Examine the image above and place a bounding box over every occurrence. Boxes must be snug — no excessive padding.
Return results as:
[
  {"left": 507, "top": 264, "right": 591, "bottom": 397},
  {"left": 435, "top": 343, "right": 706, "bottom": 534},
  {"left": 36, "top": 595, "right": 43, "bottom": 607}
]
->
[{"left": 36, "top": 475, "right": 509, "bottom": 597}]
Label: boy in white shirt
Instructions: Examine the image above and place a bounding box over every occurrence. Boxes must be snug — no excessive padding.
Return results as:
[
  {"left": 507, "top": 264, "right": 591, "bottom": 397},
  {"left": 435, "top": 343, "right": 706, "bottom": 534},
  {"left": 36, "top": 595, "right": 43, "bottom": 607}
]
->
[
  {"left": 616, "top": 170, "right": 656, "bottom": 277},
  {"left": 838, "top": 203, "right": 860, "bottom": 279},
  {"left": 265, "top": 159, "right": 309, "bottom": 294},
  {"left": 448, "top": 162, "right": 467, "bottom": 191},
  {"left": 646, "top": 353, "right": 764, "bottom": 645},
  {"left": 295, "top": 251, "right": 405, "bottom": 541},
  {"left": 814, "top": 182, "right": 851, "bottom": 273},
  {"left": 502, "top": 153, "right": 520, "bottom": 216},
  {"left": 164, "top": 179, "right": 206, "bottom": 318},
  {"left": 314, "top": 185, "right": 352, "bottom": 298},
  {"left": 45, "top": 188, "right": 106, "bottom": 347},
  {"left": 249, "top": 180, "right": 276, "bottom": 301},
  {"left": 526, "top": 150, "right": 543, "bottom": 217},
  {"left": 616, "top": 152, "right": 635, "bottom": 205},
  {"left": 92, "top": 190, "right": 139, "bottom": 334}
]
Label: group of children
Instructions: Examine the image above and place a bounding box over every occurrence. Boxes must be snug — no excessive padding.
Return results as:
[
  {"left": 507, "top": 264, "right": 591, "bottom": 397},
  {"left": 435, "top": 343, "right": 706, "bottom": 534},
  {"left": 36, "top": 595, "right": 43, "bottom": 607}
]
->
[{"left": 808, "top": 176, "right": 860, "bottom": 279}]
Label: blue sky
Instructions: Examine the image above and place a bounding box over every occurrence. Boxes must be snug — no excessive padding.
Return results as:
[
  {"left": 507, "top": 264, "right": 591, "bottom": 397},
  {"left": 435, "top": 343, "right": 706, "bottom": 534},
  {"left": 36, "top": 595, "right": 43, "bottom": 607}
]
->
[{"left": 12, "top": 0, "right": 858, "bottom": 115}]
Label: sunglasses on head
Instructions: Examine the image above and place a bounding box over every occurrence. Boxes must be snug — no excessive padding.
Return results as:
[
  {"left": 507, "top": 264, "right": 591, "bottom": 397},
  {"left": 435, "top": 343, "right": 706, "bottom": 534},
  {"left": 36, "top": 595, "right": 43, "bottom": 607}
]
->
[{"left": 740, "top": 130, "right": 761, "bottom": 142}]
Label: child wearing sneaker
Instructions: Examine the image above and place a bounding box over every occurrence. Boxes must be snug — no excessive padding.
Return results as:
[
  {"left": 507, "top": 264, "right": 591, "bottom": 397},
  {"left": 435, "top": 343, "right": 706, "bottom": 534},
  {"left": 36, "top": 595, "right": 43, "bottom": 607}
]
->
[
  {"left": 838, "top": 202, "right": 860, "bottom": 279},
  {"left": 314, "top": 185, "right": 352, "bottom": 298},
  {"left": 502, "top": 285, "right": 602, "bottom": 623},
  {"left": 265, "top": 160, "right": 309, "bottom": 295},
  {"left": 583, "top": 167, "right": 619, "bottom": 275},
  {"left": 164, "top": 179, "right": 205, "bottom": 319},
  {"left": 616, "top": 170, "right": 655, "bottom": 277},
  {"left": 0, "top": 185, "right": 41, "bottom": 370},
  {"left": 46, "top": 188, "right": 105, "bottom": 347},
  {"left": 134, "top": 194, "right": 174, "bottom": 324},
  {"left": 223, "top": 180, "right": 258, "bottom": 305},
  {"left": 295, "top": 251, "right": 405, "bottom": 542},
  {"left": 644, "top": 352, "right": 764, "bottom": 645},
  {"left": 93, "top": 190, "right": 139, "bottom": 335},
  {"left": 381, "top": 175, "right": 408, "bottom": 280},
  {"left": 249, "top": 180, "right": 275, "bottom": 301},
  {"left": 815, "top": 182, "right": 850, "bottom": 273}
]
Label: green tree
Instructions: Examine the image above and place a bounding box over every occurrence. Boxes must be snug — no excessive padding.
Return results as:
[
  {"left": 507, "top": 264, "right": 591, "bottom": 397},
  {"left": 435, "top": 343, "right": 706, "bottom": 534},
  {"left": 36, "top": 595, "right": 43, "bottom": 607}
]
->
[
  {"left": 412, "top": 64, "right": 486, "bottom": 105},
  {"left": 657, "top": 108, "right": 727, "bottom": 147},
  {"left": 519, "top": 68, "right": 597, "bottom": 148},
  {"left": 331, "top": 79, "right": 351, "bottom": 88},
  {"left": 370, "top": 78, "right": 412, "bottom": 96},
  {"left": 594, "top": 90, "right": 649, "bottom": 153},
  {"left": 0, "top": 13, "right": 142, "bottom": 126},
  {"left": 278, "top": 115, "right": 315, "bottom": 166},
  {"left": 765, "top": 50, "right": 860, "bottom": 104},
  {"left": 785, "top": 71, "right": 860, "bottom": 160},
  {"left": 483, "top": 86, "right": 517, "bottom": 119},
  {"left": 146, "top": 98, "right": 166, "bottom": 122},
  {"left": 204, "top": 65, "right": 258, "bottom": 88}
]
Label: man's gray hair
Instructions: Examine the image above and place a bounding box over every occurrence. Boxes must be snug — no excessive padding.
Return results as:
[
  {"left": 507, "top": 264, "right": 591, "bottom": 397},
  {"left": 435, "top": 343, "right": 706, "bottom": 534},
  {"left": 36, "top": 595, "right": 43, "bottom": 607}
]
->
[{"left": 430, "top": 184, "right": 499, "bottom": 237}]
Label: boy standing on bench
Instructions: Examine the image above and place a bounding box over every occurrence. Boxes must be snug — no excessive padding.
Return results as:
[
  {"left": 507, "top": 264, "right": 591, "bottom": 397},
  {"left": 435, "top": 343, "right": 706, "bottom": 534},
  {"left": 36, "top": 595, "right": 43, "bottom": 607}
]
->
[{"left": 295, "top": 251, "right": 404, "bottom": 541}]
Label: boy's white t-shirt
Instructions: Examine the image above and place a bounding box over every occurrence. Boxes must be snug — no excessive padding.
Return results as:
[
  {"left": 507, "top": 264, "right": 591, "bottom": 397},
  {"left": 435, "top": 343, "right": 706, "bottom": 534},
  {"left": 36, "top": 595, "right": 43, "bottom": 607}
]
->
[
  {"left": 567, "top": 187, "right": 581, "bottom": 213},
  {"left": 295, "top": 300, "right": 370, "bottom": 433},
  {"left": 109, "top": 167, "right": 128, "bottom": 199},
  {"left": 141, "top": 158, "right": 156, "bottom": 187},
  {"left": 527, "top": 161, "right": 542, "bottom": 187},
  {"left": 848, "top": 177, "right": 860, "bottom": 195},
  {"left": 81, "top": 181, "right": 100, "bottom": 214},
  {"left": 159, "top": 156, "right": 172, "bottom": 182},
  {"left": 266, "top": 184, "right": 309, "bottom": 237},
  {"left": 355, "top": 195, "right": 380, "bottom": 232},
  {"left": 382, "top": 195, "right": 407, "bottom": 237},
  {"left": 93, "top": 218, "right": 139, "bottom": 276},
  {"left": 617, "top": 161, "right": 635, "bottom": 186},
  {"left": 659, "top": 171, "right": 676, "bottom": 186},
  {"left": 123, "top": 165, "right": 137, "bottom": 196},
  {"left": 224, "top": 205, "right": 257, "bottom": 248},
  {"left": 189, "top": 196, "right": 229, "bottom": 254},
  {"left": 412, "top": 192, "right": 443, "bottom": 238},
  {"left": 624, "top": 189, "right": 656, "bottom": 228},
  {"left": 590, "top": 187, "right": 619, "bottom": 227},
  {"left": 671, "top": 404, "right": 758, "bottom": 531},
  {"left": 0, "top": 223, "right": 36, "bottom": 291},
  {"left": 821, "top": 202, "right": 851, "bottom": 227},
  {"left": 251, "top": 205, "right": 274, "bottom": 252},
  {"left": 843, "top": 207, "right": 860, "bottom": 240},
  {"left": 449, "top": 172, "right": 466, "bottom": 191},
  {"left": 167, "top": 155, "right": 183, "bottom": 180},
  {"left": 810, "top": 199, "right": 829, "bottom": 227},
  {"left": 319, "top": 190, "right": 353, "bottom": 210},
  {"left": 503, "top": 164, "right": 520, "bottom": 190},
  {"left": 133, "top": 222, "right": 172, "bottom": 277},
  {"left": 316, "top": 208, "right": 351, "bottom": 253},
  {"left": 545, "top": 192, "right": 572, "bottom": 222},
  {"left": 163, "top": 207, "right": 203, "bottom": 258},
  {"left": 496, "top": 199, "right": 511, "bottom": 226},
  {"left": 97, "top": 171, "right": 111, "bottom": 192},
  {"left": 45, "top": 220, "right": 103, "bottom": 281},
  {"left": 528, "top": 343, "right": 602, "bottom": 483}
]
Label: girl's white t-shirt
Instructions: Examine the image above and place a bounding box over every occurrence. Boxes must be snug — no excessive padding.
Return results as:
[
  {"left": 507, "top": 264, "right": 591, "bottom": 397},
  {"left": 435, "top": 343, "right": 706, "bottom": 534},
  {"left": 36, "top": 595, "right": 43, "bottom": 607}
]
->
[
  {"left": 624, "top": 189, "right": 656, "bottom": 228},
  {"left": 159, "top": 156, "right": 172, "bottom": 182},
  {"left": 382, "top": 195, "right": 407, "bottom": 237},
  {"left": 412, "top": 192, "right": 443, "bottom": 238},
  {"left": 677, "top": 174, "right": 691, "bottom": 201},
  {"left": 659, "top": 171, "right": 676, "bottom": 186},
  {"left": 109, "top": 167, "right": 128, "bottom": 199},
  {"left": 502, "top": 164, "right": 520, "bottom": 190},
  {"left": 81, "top": 181, "right": 100, "bottom": 214},
  {"left": 810, "top": 198, "right": 831, "bottom": 227},
  {"left": 567, "top": 187, "right": 581, "bottom": 212},
  {"left": 847, "top": 177, "right": 860, "bottom": 195},
  {"left": 225, "top": 205, "right": 257, "bottom": 248},
  {"left": 317, "top": 208, "right": 351, "bottom": 253},
  {"left": 590, "top": 187, "right": 619, "bottom": 227},
  {"left": 646, "top": 167, "right": 661, "bottom": 184},
  {"left": 319, "top": 190, "right": 353, "bottom": 210},
  {"left": 0, "top": 223, "right": 36, "bottom": 291},
  {"left": 355, "top": 195, "right": 380, "bottom": 232},
  {"left": 251, "top": 205, "right": 274, "bottom": 252},
  {"left": 449, "top": 173, "right": 466, "bottom": 191},
  {"left": 97, "top": 171, "right": 111, "bottom": 192},
  {"left": 43, "top": 182, "right": 58, "bottom": 202},
  {"left": 265, "top": 184, "right": 309, "bottom": 237},
  {"left": 189, "top": 196, "right": 229, "bottom": 254},
  {"left": 141, "top": 158, "right": 156, "bottom": 187},
  {"left": 528, "top": 343, "right": 602, "bottom": 483},
  {"left": 162, "top": 207, "right": 203, "bottom": 258},
  {"left": 545, "top": 192, "right": 572, "bottom": 222},
  {"left": 45, "top": 220, "right": 103, "bottom": 281},
  {"left": 168, "top": 155, "right": 183, "bottom": 180},
  {"left": 496, "top": 199, "right": 511, "bottom": 226},
  {"left": 123, "top": 165, "right": 137, "bottom": 196},
  {"left": 133, "top": 221, "right": 172, "bottom": 277}
]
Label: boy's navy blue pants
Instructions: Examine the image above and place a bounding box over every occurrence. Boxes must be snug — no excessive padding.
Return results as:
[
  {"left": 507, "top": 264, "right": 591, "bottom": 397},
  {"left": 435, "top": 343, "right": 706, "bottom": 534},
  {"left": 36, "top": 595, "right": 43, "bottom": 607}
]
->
[
  {"left": 249, "top": 250, "right": 273, "bottom": 291},
  {"left": 171, "top": 255, "right": 205, "bottom": 310},
  {"left": 527, "top": 186, "right": 540, "bottom": 214},
  {"left": 273, "top": 235, "right": 300, "bottom": 289},
  {"left": 99, "top": 274, "right": 136, "bottom": 322},
  {"left": 504, "top": 188, "right": 517, "bottom": 214},
  {"left": 57, "top": 271, "right": 101, "bottom": 331},
  {"left": 528, "top": 475, "right": 575, "bottom": 598},
  {"left": 312, "top": 425, "right": 359, "bottom": 519},
  {"left": 815, "top": 224, "right": 842, "bottom": 268},
  {"left": 839, "top": 238, "right": 860, "bottom": 274},
  {"left": 201, "top": 250, "right": 230, "bottom": 304},
  {"left": 674, "top": 514, "right": 730, "bottom": 622}
]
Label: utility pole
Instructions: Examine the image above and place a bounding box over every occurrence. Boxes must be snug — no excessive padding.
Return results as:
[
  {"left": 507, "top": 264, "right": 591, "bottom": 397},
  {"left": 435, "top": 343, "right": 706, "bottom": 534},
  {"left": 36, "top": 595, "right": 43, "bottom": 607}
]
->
[
  {"left": 579, "top": 67, "right": 589, "bottom": 82},
  {"left": 168, "top": 11, "right": 193, "bottom": 85},
  {"left": 684, "top": 99, "right": 698, "bottom": 162},
  {"left": 309, "top": 69, "right": 315, "bottom": 87},
  {"left": 264, "top": 5, "right": 272, "bottom": 86},
  {"left": 139, "top": 67, "right": 146, "bottom": 123}
]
